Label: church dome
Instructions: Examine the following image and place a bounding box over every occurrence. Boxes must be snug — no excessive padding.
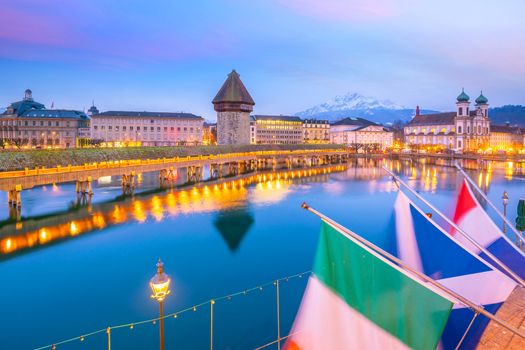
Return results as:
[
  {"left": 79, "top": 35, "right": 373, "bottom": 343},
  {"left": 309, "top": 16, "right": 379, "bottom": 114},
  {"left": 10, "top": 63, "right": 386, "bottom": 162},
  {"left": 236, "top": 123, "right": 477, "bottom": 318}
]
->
[
  {"left": 456, "top": 88, "right": 470, "bottom": 102},
  {"left": 475, "top": 91, "right": 488, "bottom": 104}
]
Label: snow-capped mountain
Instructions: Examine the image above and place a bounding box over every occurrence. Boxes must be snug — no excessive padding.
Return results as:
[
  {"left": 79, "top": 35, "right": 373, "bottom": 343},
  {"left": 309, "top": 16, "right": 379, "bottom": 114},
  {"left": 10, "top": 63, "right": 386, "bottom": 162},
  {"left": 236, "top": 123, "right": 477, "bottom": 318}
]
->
[{"left": 296, "top": 93, "right": 438, "bottom": 125}]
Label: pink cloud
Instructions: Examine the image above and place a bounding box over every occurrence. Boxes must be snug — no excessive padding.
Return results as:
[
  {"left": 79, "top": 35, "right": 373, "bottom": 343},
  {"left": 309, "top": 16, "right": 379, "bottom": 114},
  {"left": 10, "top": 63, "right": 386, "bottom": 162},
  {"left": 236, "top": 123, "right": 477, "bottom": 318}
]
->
[
  {"left": 0, "top": 8, "right": 76, "bottom": 47},
  {"left": 274, "top": 0, "right": 407, "bottom": 21}
]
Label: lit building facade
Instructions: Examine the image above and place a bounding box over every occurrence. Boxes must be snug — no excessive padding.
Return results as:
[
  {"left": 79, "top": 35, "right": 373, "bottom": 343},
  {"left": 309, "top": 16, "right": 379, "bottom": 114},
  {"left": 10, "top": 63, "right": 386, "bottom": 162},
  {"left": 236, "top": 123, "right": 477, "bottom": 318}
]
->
[
  {"left": 489, "top": 124, "right": 524, "bottom": 152},
  {"left": 90, "top": 110, "right": 204, "bottom": 147},
  {"left": 203, "top": 122, "right": 217, "bottom": 145},
  {"left": 303, "top": 119, "right": 330, "bottom": 144},
  {"left": 0, "top": 89, "right": 90, "bottom": 149},
  {"left": 330, "top": 117, "right": 393, "bottom": 149},
  {"left": 251, "top": 115, "right": 303, "bottom": 144},
  {"left": 404, "top": 90, "right": 490, "bottom": 152}
]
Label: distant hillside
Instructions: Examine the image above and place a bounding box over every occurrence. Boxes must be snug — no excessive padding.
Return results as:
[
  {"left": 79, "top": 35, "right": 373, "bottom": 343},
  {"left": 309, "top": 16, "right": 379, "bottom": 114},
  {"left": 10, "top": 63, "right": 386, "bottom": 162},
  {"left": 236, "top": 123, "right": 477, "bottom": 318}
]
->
[
  {"left": 296, "top": 93, "right": 438, "bottom": 125},
  {"left": 489, "top": 105, "right": 525, "bottom": 127}
]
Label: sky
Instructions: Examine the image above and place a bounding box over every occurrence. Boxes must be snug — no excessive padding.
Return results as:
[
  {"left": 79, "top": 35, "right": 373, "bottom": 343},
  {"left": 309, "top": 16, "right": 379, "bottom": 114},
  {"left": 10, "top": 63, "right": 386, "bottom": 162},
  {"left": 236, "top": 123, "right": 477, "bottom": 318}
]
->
[{"left": 0, "top": 0, "right": 524, "bottom": 120}]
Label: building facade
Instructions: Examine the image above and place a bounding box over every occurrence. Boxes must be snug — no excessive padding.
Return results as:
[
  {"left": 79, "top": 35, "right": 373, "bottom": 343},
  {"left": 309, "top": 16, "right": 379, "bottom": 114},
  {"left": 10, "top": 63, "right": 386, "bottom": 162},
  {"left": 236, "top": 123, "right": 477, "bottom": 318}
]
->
[
  {"left": 203, "top": 122, "right": 217, "bottom": 145},
  {"left": 489, "top": 124, "right": 524, "bottom": 152},
  {"left": 330, "top": 117, "right": 393, "bottom": 149},
  {"left": 213, "top": 70, "right": 254, "bottom": 145},
  {"left": 90, "top": 110, "right": 204, "bottom": 147},
  {"left": 251, "top": 115, "right": 303, "bottom": 144},
  {"left": 0, "top": 89, "right": 89, "bottom": 149},
  {"left": 303, "top": 119, "right": 330, "bottom": 144},
  {"left": 404, "top": 90, "right": 490, "bottom": 152}
]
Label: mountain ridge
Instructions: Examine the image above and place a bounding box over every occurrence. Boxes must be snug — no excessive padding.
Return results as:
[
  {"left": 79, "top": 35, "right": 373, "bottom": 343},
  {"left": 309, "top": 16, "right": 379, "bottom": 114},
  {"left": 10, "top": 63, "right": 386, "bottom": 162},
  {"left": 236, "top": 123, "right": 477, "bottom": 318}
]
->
[
  {"left": 296, "top": 93, "right": 525, "bottom": 127},
  {"left": 296, "top": 92, "right": 438, "bottom": 125}
]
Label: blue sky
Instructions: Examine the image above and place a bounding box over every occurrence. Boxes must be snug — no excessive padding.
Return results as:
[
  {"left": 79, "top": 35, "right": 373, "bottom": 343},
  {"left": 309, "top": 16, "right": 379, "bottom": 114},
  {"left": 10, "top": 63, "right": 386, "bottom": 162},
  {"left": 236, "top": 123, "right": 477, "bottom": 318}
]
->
[{"left": 0, "top": 0, "right": 524, "bottom": 120}]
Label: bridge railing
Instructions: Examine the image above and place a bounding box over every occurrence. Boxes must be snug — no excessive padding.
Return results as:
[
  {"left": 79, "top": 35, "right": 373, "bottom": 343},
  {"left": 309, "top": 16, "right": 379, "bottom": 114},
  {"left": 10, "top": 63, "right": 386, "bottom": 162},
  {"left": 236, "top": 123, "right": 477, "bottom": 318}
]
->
[{"left": 0, "top": 149, "right": 345, "bottom": 179}]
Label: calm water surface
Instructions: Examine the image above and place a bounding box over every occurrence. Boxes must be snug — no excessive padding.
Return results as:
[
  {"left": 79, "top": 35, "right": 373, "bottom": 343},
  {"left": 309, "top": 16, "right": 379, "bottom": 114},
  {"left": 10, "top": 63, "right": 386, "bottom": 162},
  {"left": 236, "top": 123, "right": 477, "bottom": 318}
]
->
[{"left": 0, "top": 158, "right": 524, "bottom": 350}]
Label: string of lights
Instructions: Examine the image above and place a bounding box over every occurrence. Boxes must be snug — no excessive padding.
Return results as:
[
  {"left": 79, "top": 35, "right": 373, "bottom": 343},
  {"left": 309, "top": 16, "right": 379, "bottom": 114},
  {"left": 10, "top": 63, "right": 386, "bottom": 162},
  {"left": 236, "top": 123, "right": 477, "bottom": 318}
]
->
[{"left": 34, "top": 270, "right": 312, "bottom": 350}]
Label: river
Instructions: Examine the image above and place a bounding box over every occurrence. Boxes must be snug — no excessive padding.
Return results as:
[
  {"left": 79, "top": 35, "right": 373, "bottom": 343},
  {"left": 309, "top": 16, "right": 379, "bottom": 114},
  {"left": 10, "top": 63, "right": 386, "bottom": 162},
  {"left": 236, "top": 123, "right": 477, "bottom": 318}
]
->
[{"left": 0, "top": 157, "right": 524, "bottom": 349}]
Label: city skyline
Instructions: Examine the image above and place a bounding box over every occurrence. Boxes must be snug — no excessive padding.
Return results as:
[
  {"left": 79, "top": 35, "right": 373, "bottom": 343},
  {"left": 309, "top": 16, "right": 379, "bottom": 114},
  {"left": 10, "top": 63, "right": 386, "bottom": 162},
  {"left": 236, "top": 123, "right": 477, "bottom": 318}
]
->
[{"left": 1, "top": 0, "right": 524, "bottom": 120}]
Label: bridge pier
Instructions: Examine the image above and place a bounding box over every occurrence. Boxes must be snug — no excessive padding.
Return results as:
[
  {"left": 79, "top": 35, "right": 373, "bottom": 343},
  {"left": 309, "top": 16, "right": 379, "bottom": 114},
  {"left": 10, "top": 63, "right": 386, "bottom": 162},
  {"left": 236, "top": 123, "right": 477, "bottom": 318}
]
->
[
  {"left": 159, "top": 168, "right": 177, "bottom": 187},
  {"left": 7, "top": 184, "right": 22, "bottom": 208},
  {"left": 187, "top": 166, "right": 203, "bottom": 183},
  {"left": 76, "top": 177, "right": 93, "bottom": 196},
  {"left": 8, "top": 205, "right": 21, "bottom": 221},
  {"left": 209, "top": 164, "right": 223, "bottom": 180},
  {"left": 121, "top": 172, "right": 135, "bottom": 195}
]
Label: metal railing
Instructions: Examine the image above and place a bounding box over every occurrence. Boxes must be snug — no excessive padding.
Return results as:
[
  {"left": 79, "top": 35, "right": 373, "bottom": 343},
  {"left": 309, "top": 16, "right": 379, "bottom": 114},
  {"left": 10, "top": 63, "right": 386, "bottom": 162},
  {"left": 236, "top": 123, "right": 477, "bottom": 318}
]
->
[{"left": 33, "top": 271, "right": 312, "bottom": 350}]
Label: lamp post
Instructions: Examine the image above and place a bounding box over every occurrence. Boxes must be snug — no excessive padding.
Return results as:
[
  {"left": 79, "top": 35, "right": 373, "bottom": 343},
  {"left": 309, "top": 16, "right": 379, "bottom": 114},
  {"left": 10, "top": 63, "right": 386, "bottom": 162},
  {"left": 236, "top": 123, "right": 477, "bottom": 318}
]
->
[
  {"left": 150, "top": 259, "right": 171, "bottom": 350},
  {"left": 502, "top": 191, "right": 509, "bottom": 234}
]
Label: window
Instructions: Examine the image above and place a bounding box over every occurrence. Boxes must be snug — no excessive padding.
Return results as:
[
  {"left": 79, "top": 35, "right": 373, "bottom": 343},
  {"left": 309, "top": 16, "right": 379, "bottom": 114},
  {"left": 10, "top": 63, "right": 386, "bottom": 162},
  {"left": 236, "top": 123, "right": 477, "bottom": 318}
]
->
[
  {"left": 467, "top": 126, "right": 470, "bottom": 134},
  {"left": 177, "top": 127, "right": 181, "bottom": 131},
  {"left": 459, "top": 107, "right": 463, "bottom": 115},
  {"left": 164, "top": 127, "right": 168, "bottom": 132},
  {"left": 94, "top": 126, "right": 98, "bottom": 130},
  {"left": 157, "top": 127, "right": 161, "bottom": 131},
  {"left": 130, "top": 126, "right": 133, "bottom": 131},
  {"left": 150, "top": 120, "right": 154, "bottom": 124},
  {"left": 458, "top": 140, "right": 462, "bottom": 148},
  {"left": 24, "top": 121, "right": 28, "bottom": 126},
  {"left": 115, "top": 126, "right": 119, "bottom": 131},
  {"left": 170, "top": 127, "right": 174, "bottom": 131},
  {"left": 33, "top": 121, "right": 36, "bottom": 126},
  {"left": 150, "top": 127, "right": 154, "bottom": 131},
  {"left": 109, "top": 126, "right": 112, "bottom": 130},
  {"left": 478, "top": 125, "right": 481, "bottom": 134},
  {"left": 123, "top": 126, "right": 126, "bottom": 131},
  {"left": 458, "top": 126, "right": 462, "bottom": 133},
  {"left": 56, "top": 121, "right": 59, "bottom": 126},
  {"left": 48, "top": 121, "right": 52, "bottom": 126}
]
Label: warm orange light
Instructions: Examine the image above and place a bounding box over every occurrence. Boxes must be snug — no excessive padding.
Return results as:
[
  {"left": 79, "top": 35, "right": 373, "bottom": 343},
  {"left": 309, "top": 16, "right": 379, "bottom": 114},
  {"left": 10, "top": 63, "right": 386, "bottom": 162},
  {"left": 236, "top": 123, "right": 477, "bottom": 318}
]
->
[{"left": 150, "top": 259, "right": 171, "bottom": 302}]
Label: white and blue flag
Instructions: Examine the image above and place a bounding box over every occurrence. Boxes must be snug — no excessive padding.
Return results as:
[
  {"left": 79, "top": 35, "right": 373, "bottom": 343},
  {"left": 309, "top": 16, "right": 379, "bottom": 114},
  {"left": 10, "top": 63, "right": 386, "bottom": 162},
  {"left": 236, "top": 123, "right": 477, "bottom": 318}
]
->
[{"left": 387, "top": 191, "right": 517, "bottom": 349}]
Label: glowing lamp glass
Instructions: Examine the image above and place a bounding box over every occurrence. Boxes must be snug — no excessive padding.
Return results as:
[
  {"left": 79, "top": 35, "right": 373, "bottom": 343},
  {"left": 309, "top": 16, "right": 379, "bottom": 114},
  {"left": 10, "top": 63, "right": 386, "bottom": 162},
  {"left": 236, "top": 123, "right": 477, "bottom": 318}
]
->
[{"left": 150, "top": 260, "right": 171, "bottom": 302}]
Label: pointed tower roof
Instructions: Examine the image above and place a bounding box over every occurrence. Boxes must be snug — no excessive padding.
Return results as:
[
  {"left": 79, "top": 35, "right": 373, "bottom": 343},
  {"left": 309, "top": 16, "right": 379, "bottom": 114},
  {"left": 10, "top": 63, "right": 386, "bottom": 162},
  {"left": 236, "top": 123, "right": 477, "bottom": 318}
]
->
[{"left": 213, "top": 70, "right": 255, "bottom": 105}]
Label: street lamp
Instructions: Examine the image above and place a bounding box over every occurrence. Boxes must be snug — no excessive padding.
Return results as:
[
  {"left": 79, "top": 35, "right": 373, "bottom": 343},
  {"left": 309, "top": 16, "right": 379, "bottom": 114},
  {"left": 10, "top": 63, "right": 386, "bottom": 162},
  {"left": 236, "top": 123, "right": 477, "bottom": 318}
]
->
[
  {"left": 150, "top": 259, "right": 171, "bottom": 350},
  {"left": 502, "top": 191, "right": 509, "bottom": 234}
]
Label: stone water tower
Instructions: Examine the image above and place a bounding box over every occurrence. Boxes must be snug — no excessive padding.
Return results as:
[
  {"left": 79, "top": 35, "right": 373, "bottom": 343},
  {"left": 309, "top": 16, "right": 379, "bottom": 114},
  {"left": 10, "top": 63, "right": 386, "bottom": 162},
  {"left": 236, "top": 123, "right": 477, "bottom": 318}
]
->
[{"left": 212, "top": 70, "right": 255, "bottom": 145}]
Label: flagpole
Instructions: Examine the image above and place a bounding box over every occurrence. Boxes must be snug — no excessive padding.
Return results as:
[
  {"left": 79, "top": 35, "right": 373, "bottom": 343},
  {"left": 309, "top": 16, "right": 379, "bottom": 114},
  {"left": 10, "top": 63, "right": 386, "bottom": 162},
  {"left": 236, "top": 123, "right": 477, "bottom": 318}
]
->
[
  {"left": 454, "top": 162, "right": 525, "bottom": 244},
  {"left": 301, "top": 202, "right": 525, "bottom": 341},
  {"left": 382, "top": 166, "right": 525, "bottom": 288}
]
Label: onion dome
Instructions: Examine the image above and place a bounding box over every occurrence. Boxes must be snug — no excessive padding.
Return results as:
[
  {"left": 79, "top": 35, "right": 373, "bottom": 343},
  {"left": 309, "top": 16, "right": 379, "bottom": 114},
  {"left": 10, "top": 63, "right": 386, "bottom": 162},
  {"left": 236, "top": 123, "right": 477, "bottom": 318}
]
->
[
  {"left": 456, "top": 88, "right": 470, "bottom": 102},
  {"left": 475, "top": 91, "right": 488, "bottom": 104}
]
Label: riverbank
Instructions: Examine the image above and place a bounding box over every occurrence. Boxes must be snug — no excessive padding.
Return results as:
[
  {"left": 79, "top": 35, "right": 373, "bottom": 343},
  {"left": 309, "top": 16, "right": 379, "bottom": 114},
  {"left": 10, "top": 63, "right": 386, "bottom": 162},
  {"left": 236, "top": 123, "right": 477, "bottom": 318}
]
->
[{"left": 0, "top": 144, "right": 343, "bottom": 172}]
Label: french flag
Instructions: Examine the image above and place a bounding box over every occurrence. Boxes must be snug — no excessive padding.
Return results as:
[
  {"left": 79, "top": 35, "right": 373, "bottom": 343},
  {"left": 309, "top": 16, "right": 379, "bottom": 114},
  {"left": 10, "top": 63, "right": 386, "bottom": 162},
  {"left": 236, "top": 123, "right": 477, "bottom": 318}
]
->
[
  {"left": 452, "top": 180, "right": 525, "bottom": 280},
  {"left": 390, "top": 191, "right": 518, "bottom": 349}
]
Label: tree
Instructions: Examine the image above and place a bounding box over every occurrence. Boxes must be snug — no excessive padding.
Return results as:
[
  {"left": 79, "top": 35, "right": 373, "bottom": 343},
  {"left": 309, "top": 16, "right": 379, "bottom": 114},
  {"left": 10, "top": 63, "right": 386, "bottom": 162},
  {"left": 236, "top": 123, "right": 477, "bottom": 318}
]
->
[
  {"left": 349, "top": 143, "right": 364, "bottom": 153},
  {"left": 89, "top": 139, "right": 104, "bottom": 148},
  {"left": 10, "top": 138, "right": 29, "bottom": 149},
  {"left": 0, "top": 138, "right": 7, "bottom": 149}
]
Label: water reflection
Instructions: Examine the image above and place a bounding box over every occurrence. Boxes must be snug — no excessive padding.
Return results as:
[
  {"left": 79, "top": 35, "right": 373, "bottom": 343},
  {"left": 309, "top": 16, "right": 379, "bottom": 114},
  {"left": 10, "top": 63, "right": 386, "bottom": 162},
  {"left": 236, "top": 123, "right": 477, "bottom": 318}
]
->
[
  {"left": 2, "top": 156, "right": 524, "bottom": 259},
  {"left": 0, "top": 165, "right": 347, "bottom": 258},
  {"left": 214, "top": 209, "right": 254, "bottom": 252}
]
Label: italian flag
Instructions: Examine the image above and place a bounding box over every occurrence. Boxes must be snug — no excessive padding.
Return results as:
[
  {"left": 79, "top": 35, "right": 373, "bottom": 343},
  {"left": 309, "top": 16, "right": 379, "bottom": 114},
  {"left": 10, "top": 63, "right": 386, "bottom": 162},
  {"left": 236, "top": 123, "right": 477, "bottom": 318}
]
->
[{"left": 285, "top": 221, "right": 454, "bottom": 350}]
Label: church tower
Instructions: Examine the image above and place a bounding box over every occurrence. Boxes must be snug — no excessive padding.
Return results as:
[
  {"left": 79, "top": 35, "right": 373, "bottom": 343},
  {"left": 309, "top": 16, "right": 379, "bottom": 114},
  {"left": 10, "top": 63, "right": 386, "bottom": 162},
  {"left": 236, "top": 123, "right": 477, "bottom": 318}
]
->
[{"left": 213, "top": 70, "right": 255, "bottom": 145}]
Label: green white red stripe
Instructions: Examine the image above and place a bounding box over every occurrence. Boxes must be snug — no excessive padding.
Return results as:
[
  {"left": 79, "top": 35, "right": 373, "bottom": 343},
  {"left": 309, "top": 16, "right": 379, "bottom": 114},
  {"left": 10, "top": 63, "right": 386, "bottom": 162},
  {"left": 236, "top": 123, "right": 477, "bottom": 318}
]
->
[{"left": 285, "top": 221, "right": 454, "bottom": 350}]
